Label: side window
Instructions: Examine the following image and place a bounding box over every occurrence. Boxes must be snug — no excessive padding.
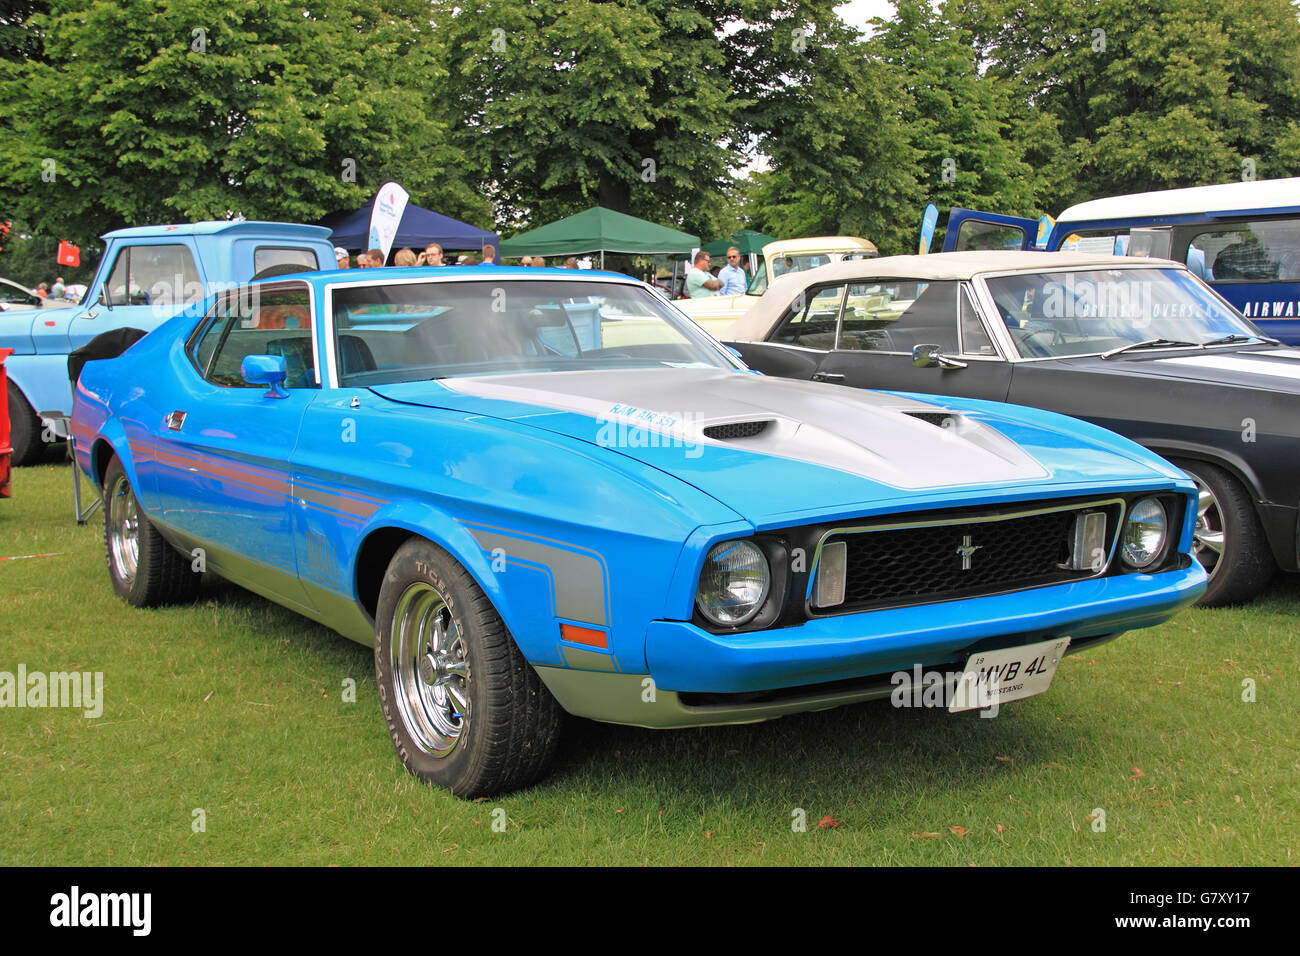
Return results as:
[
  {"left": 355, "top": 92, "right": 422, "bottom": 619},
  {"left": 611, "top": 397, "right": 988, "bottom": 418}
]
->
[
  {"left": 769, "top": 284, "right": 844, "bottom": 349},
  {"left": 955, "top": 220, "right": 1028, "bottom": 252},
  {"left": 192, "top": 285, "right": 317, "bottom": 388},
  {"left": 838, "top": 280, "right": 960, "bottom": 353},
  {"left": 1187, "top": 220, "right": 1300, "bottom": 282},
  {"left": 105, "top": 244, "right": 202, "bottom": 308},
  {"left": 959, "top": 288, "right": 996, "bottom": 356},
  {"left": 0, "top": 283, "right": 36, "bottom": 305},
  {"left": 254, "top": 246, "right": 320, "bottom": 274}
]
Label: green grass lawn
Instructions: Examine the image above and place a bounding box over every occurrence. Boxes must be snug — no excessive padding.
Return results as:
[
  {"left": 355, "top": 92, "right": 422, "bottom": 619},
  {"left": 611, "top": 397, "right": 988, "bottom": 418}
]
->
[{"left": 2, "top": 462, "right": 1295, "bottom": 866}]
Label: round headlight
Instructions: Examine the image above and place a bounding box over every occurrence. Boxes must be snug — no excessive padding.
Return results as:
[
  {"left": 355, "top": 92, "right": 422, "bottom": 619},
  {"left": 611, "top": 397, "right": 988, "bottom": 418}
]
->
[
  {"left": 1122, "top": 497, "right": 1168, "bottom": 568},
  {"left": 696, "top": 540, "right": 771, "bottom": 626}
]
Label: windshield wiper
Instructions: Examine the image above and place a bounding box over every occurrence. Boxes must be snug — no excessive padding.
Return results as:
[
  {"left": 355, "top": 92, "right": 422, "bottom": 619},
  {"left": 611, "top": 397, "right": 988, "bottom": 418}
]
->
[
  {"left": 1100, "top": 338, "right": 1201, "bottom": 359},
  {"left": 1199, "top": 332, "right": 1281, "bottom": 347}
]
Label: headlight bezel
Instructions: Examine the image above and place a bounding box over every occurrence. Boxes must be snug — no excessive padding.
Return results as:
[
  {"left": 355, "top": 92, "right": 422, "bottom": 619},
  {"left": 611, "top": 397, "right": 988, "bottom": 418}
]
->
[
  {"left": 1120, "top": 495, "right": 1170, "bottom": 569},
  {"left": 693, "top": 537, "right": 789, "bottom": 631}
]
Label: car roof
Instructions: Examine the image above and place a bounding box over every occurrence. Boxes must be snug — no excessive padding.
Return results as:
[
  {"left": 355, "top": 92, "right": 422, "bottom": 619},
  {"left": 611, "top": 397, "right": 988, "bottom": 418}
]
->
[
  {"left": 250, "top": 264, "right": 646, "bottom": 288},
  {"left": 761, "top": 236, "right": 879, "bottom": 257},
  {"left": 725, "top": 250, "right": 1186, "bottom": 341},
  {"left": 102, "top": 220, "right": 333, "bottom": 241},
  {"left": 1056, "top": 176, "right": 1300, "bottom": 223}
]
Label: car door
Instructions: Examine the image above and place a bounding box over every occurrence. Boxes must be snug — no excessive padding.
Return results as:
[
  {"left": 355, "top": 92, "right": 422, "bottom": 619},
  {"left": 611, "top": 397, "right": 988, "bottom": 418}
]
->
[
  {"left": 738, "top": 278, "right": 1014, "bottom": 402},
  {"left": 940, "top": 209, "right": 1039, "bottom": 253},
  {"left": 153, "top": 282, "right": 319, "bottom": 608},
  {"left": 56, "top": 240, "right": 208, "bottom": 354}
]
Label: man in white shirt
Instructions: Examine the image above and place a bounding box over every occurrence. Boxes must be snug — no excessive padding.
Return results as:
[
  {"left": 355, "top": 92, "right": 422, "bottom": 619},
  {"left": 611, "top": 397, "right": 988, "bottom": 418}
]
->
[
  {"left": 716, "top": 247, "right": 748, "bottom": 295},
  {"left": 686, "top": 250, "right": 722, "bottom": 297}
]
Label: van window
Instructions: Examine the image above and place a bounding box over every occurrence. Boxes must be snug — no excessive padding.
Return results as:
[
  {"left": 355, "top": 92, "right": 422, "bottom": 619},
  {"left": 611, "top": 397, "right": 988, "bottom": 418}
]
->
[{"left": 1186, "top": 220, "right": 1300, "bottom": 282}]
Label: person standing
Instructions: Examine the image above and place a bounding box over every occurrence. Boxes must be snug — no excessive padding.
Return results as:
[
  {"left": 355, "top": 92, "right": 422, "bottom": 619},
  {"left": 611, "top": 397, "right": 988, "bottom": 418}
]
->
[
  {"left": 717, "top": 247, "right": 747, "bottom": 295},
  {"left": 686, "top": 251, "right": 722, "bottom": 297},
  {"left": 394, "top": 248, "right": 418, "bottom": 267},
  {"left": 50, "top": 276, "right": 66, "bottom": 298},
  {"left": 479, "top": 244, "right": 498, "bottom": 266},
  {"left": 335, "top": 247, "right": 351, "bottom": 269},
  {"left": 420, "top": 243, "right": 445, "bottom": 266}
]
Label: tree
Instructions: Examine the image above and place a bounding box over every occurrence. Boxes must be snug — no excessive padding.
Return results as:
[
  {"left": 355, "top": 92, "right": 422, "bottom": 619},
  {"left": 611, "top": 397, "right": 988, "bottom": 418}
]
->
[
  {"left": 952, "top": 0, "right": 1300, "bottom": 207},
  {"left": 868, "top": 0, "right": 1041, "bottom": 231},
  {"left": 0, "top": 0, "right": 487, "bottom": 245},
  {"left": 431, "top": 0, "right": 737, "bottom": 239},
  {"left": 726, "top": 2, "right": 923, "bottom": 253}
]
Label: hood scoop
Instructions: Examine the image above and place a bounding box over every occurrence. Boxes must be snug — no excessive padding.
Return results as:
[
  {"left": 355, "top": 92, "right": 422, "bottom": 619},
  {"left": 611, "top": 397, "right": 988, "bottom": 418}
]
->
[
  {"left": 904, "top": 410, "right": 961, "bottom": 430},
  {"left": 703, "top": 420, "right": 772, "bottom": 441}
]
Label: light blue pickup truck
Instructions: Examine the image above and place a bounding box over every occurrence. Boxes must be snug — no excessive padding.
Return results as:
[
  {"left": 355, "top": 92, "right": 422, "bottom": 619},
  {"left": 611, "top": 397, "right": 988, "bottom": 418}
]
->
[{"left": 0, "top": 220, "right": 336, "bottom": 465}]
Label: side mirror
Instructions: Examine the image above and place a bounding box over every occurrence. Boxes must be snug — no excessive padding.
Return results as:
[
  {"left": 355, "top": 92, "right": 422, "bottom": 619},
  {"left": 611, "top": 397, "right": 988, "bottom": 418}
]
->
[
  {"left": 241, "top": 354, "right": 289, "bottom": 399},
  {"left": 911, "top": 343, "right": 968, "bottom": 370}
]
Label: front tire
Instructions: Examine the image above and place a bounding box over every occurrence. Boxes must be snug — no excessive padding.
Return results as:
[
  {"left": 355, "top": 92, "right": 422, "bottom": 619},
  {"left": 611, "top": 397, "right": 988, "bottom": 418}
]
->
[
  {"left": 374, "top": 538, "right": 562, "bottom": 798},
  {"left": 7, "top": 381, "right": 44, "bottom": 466},
  {"left": 102, "top": 455, "right": 202, "bottom": 606},
  {"left": 1171, "top": 458, "right": 1275, "bottom": 607}
]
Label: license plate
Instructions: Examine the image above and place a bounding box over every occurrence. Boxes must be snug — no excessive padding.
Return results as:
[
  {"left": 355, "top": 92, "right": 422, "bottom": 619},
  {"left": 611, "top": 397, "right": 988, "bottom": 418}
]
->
[{"left": 948, "top": 637, "right": 1071, "bottom": 713}]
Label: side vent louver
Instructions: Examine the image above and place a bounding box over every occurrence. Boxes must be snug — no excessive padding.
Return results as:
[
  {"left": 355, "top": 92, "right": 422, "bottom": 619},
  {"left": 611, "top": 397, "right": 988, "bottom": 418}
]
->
[{"left": 704, "top": 420, "right": 772, "bottom": 440}]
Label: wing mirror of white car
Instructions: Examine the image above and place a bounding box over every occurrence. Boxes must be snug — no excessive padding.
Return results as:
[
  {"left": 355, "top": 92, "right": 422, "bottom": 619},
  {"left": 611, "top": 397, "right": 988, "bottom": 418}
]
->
[
  {"left": 241, "top": 354, "right": 290, "bottom": 399},
  {"left": 912, "top": 343, "right": 968, "bottom": 370}
]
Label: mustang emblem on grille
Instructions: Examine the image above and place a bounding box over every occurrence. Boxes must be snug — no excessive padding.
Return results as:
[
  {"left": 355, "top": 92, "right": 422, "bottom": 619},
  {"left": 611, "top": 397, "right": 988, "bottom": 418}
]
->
[{"left": 955, "top": 535, "right": 983, "bottom": 570}]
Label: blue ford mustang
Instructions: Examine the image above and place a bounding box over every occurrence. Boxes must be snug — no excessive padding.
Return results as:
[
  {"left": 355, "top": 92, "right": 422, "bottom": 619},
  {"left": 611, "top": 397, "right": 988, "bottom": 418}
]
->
[{"left": 71, "top": 266, "right": 1206, "bottom": 797}]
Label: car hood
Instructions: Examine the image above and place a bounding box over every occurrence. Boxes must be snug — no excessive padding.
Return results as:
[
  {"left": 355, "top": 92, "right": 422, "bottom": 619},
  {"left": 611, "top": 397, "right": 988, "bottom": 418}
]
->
[
  {"left": 370, "top": 368, "right": 1172, "bottom": 526},
  {"left": 1071, "top": 346, "right": 1300, "bottom": 390}
]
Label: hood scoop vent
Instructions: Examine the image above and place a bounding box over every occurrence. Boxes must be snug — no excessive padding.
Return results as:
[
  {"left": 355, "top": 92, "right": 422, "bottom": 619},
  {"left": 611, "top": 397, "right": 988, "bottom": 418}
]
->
[
  {"left": 703, "top": 420, "right": 772, "bottom": 441},
  {"left": 905, "top": 410, "right": 960, "bottom": 430}
]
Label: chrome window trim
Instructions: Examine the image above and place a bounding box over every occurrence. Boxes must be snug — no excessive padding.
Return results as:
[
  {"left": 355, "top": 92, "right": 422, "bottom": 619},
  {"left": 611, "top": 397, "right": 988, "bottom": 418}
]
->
[{"left": 805, "top": 496, "right": 1130, "bottom": 612}]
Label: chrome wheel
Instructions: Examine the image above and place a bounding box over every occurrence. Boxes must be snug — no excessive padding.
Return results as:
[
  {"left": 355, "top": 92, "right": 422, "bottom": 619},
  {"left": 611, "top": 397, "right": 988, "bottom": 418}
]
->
[
  {"left": 390, "top": 582, "right": 470, "bottom": 758},
  {"left": 1191, "top": 475, "right": 1225, "bottom": 578},
  {"left": 107, "top": 474, "right": 140, "bottom": 584}
]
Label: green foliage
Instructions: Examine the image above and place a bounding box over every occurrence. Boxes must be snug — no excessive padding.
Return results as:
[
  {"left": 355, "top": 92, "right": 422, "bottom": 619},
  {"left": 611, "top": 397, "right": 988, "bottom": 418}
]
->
[
  {"left": 0, "top": 0, "right": 486, "bottom": 244},
  {"left": 2, "top": 0, "right": 1299, "bottom": 256},
  {"left": 952, "top": 0, "right": 1300, "bottom": 207},
  {"left": 432, "top": 0, "right": 735, "bottom": 239},
  {"left": 729, "top": 2, "right": 923, "bottom": 254}
]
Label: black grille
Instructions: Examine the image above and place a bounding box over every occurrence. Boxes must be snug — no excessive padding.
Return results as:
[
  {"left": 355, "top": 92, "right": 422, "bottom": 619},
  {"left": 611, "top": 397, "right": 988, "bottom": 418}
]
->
[
  {"left": 704, "top": 420, "right": 770, "bottom": 440},
  {"left": 830, "top": 509, "right": 1092, "bottom": 612}
]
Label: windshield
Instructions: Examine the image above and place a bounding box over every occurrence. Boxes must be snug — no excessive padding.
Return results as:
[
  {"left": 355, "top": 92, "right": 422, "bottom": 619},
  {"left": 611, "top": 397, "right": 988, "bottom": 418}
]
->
[
  {"left": 983, "top": 267, "right": 1261, "bottom": 358},
  {"left": 331, "top": 278, "right": 738, "bottom": 385}
]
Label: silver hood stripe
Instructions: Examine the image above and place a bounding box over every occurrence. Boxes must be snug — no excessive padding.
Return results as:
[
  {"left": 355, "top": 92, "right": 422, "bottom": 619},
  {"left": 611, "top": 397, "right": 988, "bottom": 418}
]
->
[{"left": 439, "top": 368, "right": 1049, "bottom": 489}]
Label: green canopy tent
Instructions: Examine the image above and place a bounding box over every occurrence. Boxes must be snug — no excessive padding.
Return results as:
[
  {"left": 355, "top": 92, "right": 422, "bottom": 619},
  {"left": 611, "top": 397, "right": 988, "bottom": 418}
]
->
[
  {"left": 701, "top": 229, "right": 775, "bottom": 257},
  {"left": 498, "top": 206, "right": 699, "bottom": 269}
]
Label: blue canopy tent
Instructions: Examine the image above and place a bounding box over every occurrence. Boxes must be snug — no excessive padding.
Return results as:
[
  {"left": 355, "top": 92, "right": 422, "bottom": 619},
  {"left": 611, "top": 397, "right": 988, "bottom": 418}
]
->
[{"left": 318, "top": 197, "right": 499, "bottom": 256}]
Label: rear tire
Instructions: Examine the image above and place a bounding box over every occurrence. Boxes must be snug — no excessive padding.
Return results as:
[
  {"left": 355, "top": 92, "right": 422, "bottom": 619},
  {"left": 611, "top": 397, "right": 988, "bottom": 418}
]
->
[
  {"left": 1171, "top": 458, "right": 1275, "bottom": 607},
  {"left": 374, "top": 538, "right": 563, "bottom": 798},
  {"left": 103, "top": 455, "right": 202, "bottom": 607},
  {"left": 7, "top": 381, "right": 43, "bottom": 467}
]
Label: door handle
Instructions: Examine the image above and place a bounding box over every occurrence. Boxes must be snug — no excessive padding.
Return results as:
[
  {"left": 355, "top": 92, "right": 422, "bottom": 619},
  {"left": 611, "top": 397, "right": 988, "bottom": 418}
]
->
[{"left": 810, "top": 372, "right": 845, "bottom": 383}]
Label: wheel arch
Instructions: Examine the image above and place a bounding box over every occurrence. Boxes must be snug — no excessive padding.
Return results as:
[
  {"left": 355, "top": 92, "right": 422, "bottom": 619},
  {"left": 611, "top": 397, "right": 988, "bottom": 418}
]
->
[
  {"left": 352, "top": 505, "right": 515, "bottom": 633},
  {"left": 1136, "top": 440, "right": 1265, "bottom": 506}
]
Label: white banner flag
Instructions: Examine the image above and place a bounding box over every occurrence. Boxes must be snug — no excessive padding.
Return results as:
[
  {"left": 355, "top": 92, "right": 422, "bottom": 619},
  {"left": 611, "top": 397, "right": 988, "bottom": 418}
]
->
[{"left": 368, "top": 182, "right": 410, "bottom": 263}]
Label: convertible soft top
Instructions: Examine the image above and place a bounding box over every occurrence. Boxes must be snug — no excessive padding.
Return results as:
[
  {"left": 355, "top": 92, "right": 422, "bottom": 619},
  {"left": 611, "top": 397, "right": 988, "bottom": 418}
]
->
[{"left": 724, "top": 251, "right": 1185, "bottom": 342}]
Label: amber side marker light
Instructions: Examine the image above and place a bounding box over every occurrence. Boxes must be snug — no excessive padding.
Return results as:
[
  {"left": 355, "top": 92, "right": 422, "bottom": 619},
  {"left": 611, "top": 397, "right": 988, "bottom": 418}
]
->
[{"left": 561, "top": 623, "right": 608, "bottom": 648}]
